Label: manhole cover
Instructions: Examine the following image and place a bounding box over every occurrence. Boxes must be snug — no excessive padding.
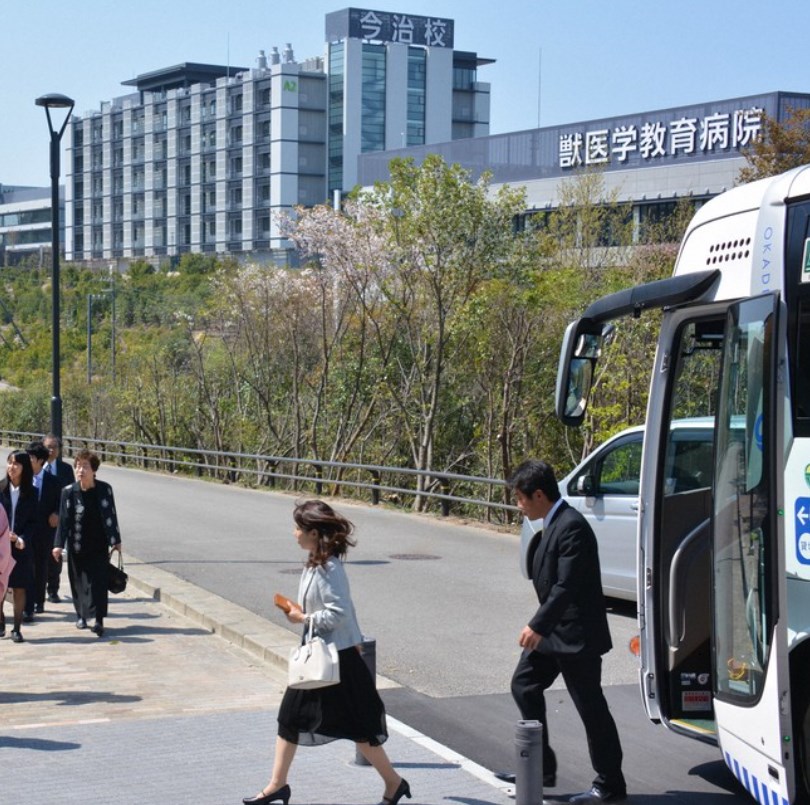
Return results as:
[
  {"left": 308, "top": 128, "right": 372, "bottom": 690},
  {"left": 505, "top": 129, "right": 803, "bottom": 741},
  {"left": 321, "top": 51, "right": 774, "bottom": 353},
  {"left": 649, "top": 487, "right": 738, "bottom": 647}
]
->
[{"left": 389, "top": 553, "right": 441, "bottom": 561}]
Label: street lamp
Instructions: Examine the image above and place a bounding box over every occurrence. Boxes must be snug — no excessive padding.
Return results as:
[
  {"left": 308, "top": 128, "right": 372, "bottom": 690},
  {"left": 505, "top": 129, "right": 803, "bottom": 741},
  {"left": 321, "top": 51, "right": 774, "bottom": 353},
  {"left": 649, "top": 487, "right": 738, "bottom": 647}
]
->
[{"left": 35, "top": 92, "right": 75, "bottom": 440}]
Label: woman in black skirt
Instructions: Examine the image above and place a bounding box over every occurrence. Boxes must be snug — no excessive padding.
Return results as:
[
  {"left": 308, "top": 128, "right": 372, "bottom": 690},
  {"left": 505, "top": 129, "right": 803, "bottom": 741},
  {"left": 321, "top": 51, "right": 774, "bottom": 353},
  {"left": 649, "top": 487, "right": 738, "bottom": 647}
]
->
[
  {"left": 52, "top": 449, "right": 122, "bottom": 638},
  {"left": 243, "top": 500, "right": 410, "bottom": 805},
  {"left": 0, "top": 451, "right": 37, "bottom": 642}
]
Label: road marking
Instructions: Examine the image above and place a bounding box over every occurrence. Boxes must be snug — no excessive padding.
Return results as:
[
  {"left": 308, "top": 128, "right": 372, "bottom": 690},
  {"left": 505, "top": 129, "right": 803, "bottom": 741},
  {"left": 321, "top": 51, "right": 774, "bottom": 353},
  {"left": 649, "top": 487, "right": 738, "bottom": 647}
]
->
[{"left": 388, "top": 715, "right": 512, "bottom": 793}]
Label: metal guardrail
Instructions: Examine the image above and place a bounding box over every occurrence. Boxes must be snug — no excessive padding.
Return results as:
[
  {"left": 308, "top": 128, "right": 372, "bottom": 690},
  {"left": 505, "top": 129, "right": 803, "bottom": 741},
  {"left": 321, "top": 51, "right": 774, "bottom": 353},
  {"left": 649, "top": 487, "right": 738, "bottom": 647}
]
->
[{"left": 0, "top": 430, "right": 518, "bottom": 521}]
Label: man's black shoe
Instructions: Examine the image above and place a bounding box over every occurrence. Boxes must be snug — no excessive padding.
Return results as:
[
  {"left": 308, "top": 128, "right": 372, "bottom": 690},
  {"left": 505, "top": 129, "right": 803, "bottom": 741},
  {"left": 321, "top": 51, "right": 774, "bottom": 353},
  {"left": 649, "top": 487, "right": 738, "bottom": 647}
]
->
[
  {"left": 494, "top": 772, "right": 556, "bottom": 788},
  {"left": 569, "top": 786, "right": 627, "bottom": 803},
  {"left": 47, "top": 593, "right": 60, "bottom": 603}
]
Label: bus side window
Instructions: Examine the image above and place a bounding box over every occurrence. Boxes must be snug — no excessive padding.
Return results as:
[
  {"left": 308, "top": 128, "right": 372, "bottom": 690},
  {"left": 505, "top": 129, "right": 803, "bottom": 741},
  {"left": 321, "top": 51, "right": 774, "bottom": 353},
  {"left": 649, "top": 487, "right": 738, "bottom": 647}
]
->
[{"left": 795, "top": 297, "right": 810, "bottom": 421}]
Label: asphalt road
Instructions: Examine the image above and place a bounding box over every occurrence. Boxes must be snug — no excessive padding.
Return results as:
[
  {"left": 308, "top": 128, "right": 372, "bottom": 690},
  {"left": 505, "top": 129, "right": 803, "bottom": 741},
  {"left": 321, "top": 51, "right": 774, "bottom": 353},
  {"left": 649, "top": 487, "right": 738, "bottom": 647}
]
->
[{"left": 96, "top": 463, "right": 748, "bottom": 803}]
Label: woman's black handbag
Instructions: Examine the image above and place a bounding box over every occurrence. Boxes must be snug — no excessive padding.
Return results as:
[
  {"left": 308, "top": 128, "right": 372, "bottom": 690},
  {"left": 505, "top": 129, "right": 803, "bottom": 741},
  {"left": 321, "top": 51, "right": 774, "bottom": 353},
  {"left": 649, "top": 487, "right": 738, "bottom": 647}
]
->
[{"left": 108, "top": 550, "right": 128, "bottom": 594}]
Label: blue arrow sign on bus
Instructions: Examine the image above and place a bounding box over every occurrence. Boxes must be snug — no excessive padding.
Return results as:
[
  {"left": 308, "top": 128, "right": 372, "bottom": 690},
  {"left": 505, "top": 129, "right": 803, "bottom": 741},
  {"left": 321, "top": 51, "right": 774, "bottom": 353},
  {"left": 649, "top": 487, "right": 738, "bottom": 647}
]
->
[{"left": 796, "top": 497, "right": 810, "bottom": 564}]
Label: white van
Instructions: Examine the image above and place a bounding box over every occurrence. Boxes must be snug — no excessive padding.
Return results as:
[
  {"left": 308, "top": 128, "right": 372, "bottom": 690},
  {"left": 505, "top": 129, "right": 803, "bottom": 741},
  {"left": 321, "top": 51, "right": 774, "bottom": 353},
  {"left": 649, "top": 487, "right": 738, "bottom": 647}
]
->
[{"left": 521, "top": 418, "right": 715, "bottom": 601}]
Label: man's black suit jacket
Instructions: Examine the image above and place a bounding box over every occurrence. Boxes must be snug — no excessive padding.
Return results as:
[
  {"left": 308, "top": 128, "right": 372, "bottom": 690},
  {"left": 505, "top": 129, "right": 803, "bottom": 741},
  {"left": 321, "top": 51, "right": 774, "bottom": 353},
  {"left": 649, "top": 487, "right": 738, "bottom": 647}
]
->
[
  {"left": 527, "top": 500, "right": 612, "bottom": 656},
  {"left": 48, "top": 458, "right": 75, "bottom": 490},
  {"left": 34, "top": 471, "right": 62, "bottom": 547}
]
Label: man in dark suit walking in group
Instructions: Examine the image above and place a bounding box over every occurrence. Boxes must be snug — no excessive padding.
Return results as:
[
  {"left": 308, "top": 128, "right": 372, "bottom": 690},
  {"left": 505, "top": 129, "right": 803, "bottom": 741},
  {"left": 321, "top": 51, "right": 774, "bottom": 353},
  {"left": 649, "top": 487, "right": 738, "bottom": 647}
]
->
[
  {"left": 41, "top": 433, "right": 74, "bottom": 603},
  {"left": 25, "top": 441, "right": 63, "bottom": 618},
  {"left": 508, "top": 458, "right": 626, "bottom": 804}
]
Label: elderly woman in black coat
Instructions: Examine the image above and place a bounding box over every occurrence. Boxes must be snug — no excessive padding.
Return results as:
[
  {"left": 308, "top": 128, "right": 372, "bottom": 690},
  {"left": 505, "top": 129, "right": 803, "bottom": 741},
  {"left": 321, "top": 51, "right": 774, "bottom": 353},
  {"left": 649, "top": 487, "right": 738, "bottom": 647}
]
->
[{"left": 53, "top": 449, "right": 122, "bottom": 638}]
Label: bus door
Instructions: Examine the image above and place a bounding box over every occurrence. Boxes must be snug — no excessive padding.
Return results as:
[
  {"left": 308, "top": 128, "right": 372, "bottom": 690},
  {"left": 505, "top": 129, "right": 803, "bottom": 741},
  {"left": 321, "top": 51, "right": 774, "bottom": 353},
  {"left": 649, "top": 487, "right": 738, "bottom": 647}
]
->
[
  {"left": 639, "top": 309, "right": 725, "bottom": 741},
  {"left": 710, "top": 292, "right": 794, "bottom": 804}
]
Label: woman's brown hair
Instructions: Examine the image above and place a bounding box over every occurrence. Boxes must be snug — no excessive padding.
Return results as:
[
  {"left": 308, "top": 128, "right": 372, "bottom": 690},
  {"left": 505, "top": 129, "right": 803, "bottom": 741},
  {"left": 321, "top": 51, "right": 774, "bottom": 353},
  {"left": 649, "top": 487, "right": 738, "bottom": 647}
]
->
[
  {"left": 294, "top": 499, "right": 356, "bottom": 568},
  {"left": 73, "top": 449, "right": 101, "bottom": 472}
]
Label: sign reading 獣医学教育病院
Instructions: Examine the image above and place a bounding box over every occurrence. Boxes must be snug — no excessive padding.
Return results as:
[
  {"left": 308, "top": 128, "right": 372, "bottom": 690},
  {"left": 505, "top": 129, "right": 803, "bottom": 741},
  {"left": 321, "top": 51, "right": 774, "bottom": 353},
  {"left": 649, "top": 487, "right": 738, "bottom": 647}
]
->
[
  {"left": 326, "top": 8, "right": 454, "bottom": 49},
  {"left": 559, "top": 106, "right": 764, "bottom": 170}
]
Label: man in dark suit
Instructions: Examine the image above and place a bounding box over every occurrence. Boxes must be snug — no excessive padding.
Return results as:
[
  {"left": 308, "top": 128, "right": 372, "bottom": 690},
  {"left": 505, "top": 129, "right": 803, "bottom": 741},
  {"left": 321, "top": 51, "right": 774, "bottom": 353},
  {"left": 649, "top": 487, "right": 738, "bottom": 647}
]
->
[
  {"left": 25, "top": 442, "right": 63, "bottom": 618},
  {"left": 42, "top": 433, "right": 74, "bottom": 602},
  {"left": 509, "top": 459, "right": 626, "bottom": 804}
]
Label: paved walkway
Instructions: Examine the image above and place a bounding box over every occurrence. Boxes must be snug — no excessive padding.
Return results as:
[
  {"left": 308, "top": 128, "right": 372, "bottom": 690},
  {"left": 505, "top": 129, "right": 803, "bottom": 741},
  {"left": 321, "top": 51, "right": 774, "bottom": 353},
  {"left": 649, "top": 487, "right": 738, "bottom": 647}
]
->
[{"left": 1, "top": 555, "right": 515, "bottom": 805}]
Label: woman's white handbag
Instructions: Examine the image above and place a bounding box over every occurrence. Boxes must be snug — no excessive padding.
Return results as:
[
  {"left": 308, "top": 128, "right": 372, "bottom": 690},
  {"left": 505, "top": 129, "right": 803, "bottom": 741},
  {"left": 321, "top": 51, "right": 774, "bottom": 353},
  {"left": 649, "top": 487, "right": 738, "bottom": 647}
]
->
[{"left": 288, "top": 619, "right": 340, "bottom": 689}]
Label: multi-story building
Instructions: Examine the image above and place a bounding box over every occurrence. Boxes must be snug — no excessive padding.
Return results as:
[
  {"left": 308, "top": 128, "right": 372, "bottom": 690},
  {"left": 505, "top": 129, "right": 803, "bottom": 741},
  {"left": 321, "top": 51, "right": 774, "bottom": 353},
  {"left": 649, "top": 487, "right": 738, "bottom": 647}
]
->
[
  {"left": 64, "top": 7, "right": 492, "bottom": 265},
  {"left": 0, "top": 184, "right": 57, "bottom": 266}
]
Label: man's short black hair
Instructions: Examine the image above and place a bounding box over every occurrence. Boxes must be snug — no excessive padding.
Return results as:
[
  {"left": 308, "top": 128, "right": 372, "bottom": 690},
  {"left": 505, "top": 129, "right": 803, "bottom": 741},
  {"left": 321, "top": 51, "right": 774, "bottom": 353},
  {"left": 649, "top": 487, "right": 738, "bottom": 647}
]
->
[
  {"left": 26, "top": 441, "right": 49, "bottom": 462},
  {"left": 508, "top": 459, "right": 561, "bottom": 502}
]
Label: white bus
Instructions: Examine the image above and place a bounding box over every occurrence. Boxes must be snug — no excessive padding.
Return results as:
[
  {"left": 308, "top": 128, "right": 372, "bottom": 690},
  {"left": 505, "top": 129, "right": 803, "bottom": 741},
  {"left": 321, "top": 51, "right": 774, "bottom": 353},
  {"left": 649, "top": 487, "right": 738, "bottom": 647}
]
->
[{"left": 554, "top": 165, "right": 810, "bottom": 805}]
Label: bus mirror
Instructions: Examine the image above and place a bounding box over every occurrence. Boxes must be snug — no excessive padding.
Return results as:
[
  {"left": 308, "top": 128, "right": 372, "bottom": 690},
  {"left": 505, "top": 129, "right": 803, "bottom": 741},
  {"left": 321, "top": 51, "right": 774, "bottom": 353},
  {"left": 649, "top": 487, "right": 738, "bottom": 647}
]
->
[{"left": 556, "top": 319, "right": 605, "bottom": 426}]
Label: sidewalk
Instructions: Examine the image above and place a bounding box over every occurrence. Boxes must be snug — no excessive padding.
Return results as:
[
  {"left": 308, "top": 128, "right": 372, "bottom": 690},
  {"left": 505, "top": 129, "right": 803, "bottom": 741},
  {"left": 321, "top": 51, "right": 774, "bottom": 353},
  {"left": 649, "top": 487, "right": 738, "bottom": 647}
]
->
[{"left": 1, "top": 555, "right": 514, "bottom": 805}]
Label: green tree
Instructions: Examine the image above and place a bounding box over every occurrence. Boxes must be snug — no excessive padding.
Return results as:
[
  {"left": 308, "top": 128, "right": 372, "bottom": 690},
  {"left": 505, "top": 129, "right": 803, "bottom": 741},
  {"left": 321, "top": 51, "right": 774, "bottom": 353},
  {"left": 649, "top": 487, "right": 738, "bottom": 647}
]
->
[{"left": 738, "top": 106, "right": 810, "bottom": 183}]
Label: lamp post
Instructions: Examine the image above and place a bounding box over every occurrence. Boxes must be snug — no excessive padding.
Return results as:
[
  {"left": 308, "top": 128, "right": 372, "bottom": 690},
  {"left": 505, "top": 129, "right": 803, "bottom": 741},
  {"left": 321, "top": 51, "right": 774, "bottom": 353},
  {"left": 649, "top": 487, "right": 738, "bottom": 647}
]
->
[{"left": 36, "top": 92, "right": 75, "bottom": 440}]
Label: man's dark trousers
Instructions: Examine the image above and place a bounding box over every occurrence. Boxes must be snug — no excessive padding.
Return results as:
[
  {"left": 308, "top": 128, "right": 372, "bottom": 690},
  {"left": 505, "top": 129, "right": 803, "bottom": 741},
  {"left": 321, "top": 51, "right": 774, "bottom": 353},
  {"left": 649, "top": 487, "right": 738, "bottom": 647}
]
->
[{"left": 511, "top": 648, "right": 624, "bottom": 792}]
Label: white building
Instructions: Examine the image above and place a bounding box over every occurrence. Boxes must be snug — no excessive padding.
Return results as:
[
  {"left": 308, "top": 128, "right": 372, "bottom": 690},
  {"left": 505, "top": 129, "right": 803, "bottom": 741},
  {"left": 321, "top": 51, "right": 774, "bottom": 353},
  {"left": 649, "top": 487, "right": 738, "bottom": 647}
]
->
[
  {"left": 0, "top": 184, "right": 56, "bottom": 266},
  {"left": 359, "top": 90, "right": 810, "bottom": 241},
  {"left": 64, "top": 7, "right": 492, "bottom": 266}
]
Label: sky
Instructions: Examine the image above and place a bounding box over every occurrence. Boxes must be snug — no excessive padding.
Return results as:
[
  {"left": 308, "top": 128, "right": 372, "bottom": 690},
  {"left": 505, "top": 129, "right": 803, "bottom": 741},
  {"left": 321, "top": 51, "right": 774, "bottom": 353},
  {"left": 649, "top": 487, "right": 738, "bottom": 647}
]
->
[{"left": 3, "top": 0, "right": 810, "bottom": 187}]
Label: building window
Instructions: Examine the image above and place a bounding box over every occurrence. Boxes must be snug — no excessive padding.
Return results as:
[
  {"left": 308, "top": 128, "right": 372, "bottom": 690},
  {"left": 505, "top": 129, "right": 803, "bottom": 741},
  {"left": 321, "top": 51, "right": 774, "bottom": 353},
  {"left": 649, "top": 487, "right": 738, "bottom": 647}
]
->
[
  {"left": 453, "top": 66, "right": 476, "bottom": 90},
  {"left": 407, "top": 48, "right": 427, "bottom": 147},
  {"left": 361, "top": 44, "right": 386, "bottom": 153},
  {"left": 328, "top": 42, "right": 344, "bottom": 194},
  {"left": 230, "top": 156, "right": 243, "bottom": 176},
  {"left": 230, "top": 125, "right": 243, "bottom": 146}
]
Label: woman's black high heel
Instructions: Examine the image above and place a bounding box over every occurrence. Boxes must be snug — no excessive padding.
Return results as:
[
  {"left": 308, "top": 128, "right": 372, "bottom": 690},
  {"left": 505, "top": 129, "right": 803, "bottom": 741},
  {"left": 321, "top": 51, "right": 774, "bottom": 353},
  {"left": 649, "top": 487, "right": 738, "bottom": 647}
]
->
[
  {"left": 381, "top": 778, "right": 411, "bottom": 805},
  {"left": 242, "top": 783, "right": 291, "bottom": 805}
]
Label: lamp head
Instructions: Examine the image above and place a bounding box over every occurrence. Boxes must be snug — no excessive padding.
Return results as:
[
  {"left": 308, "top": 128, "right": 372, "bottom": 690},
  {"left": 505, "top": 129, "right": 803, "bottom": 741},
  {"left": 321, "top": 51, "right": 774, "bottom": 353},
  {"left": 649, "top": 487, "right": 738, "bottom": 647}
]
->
[{"left": 35, "top": 93, "right": 75, "bottom": 109}]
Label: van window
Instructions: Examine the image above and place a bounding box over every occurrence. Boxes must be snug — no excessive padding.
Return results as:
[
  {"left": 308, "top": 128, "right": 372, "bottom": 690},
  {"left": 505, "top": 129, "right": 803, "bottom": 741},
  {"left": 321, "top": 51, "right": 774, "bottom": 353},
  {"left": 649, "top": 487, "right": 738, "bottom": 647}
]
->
[
  {"left": 568, "top": 436, "right": 643, "bottom": 497},
  {"left": 598, "top": 440, "right": 643, "bottom": 494}
]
